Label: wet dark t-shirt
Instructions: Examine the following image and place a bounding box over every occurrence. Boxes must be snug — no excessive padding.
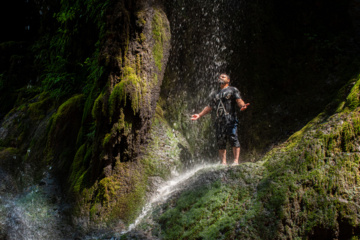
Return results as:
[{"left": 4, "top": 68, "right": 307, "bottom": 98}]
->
[{"left": 208, "top": 86, "right": 242, "bottom": 124}]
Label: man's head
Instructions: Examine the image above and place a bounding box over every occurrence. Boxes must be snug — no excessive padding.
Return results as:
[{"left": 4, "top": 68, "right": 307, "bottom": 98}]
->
[{"left": 218, "top": 73, "right": 230, "bottom": 85}]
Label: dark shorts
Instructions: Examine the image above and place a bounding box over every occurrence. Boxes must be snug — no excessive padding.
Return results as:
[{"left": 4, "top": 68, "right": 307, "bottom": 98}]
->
[{"left": 215, "top": 120, "right": 240, "bottom": 150}]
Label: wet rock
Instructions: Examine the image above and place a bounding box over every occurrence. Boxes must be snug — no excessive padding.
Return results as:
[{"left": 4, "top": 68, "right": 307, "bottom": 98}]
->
[{"left": 0, "top": 168, "right": 18, "bottom": 195}]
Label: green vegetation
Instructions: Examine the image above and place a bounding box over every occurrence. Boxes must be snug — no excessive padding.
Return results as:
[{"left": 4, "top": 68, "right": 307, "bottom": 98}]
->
[
  {"left": 109, "top": 66, "right": 145, "bottom": 116},
  {"left": 152, "top": 9, "right": 170, "bottom": 71},
  {"left": 32, "top": 0, "right": 109, "bottom": 101},
  {"left": 69, "top": 143, "right": 92, "bottom": 193},
  {"left": 155, "top": 164, "right": 266, "bottom": 240},
  {"left": 151, "top": 76, "right": 360, "bottom": 239},
  {"left": 45, "top": 94, "right": 84, "bottom": 176},
  {"left": 73, "top": 103, "right": 190, "bottom": 225},
  {"left": 65, "top": 3, "right": 172, "bottom": 226}
]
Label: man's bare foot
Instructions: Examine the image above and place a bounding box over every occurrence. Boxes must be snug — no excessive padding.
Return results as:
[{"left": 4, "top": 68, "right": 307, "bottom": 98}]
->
[
  {"left": 221, "top": 162, "right": 227, "bottom": 166},
  {"left": 232, "top": 161, "right": 239, "bottom": 166}
]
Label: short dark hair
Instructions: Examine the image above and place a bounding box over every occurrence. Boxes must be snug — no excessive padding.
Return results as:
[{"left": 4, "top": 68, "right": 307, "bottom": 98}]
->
[{"left": 220, "top": 73, "right": 230, "bottom": 80}]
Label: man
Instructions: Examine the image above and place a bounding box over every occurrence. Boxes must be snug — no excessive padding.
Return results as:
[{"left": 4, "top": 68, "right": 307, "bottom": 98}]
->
[{"left": 191, "top": 73, "right": 250, "bottom": 165}]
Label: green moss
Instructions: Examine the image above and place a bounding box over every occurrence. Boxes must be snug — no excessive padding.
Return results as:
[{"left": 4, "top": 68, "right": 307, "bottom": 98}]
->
[
  {"left": 102, "top": 133, "right": 111, "bottom": 147},
  {"left": 108, "top": 66, "right": 144, "bottom": 117},
  {"left": 46, "top": 94, "right": 84, "bottom": 170},
  {"left": 48, "top": 94, "right": 83, "bottom": 138},
  {"left": 117, "top": 108, "right": 126, "bottom": 131},
  {"left": 258, "top": 109, "right": 360, "bottom": 237},
  {"left": 27, "top": 93, "right": 52, "bottom": 121},
  {"left": 140, "top": 33, "right": 146, "bottom": 42},
  {"left": 154, "top": 165, "right": 265, "bottom": 240},
  {"left": 345, "top": 79, "right": 360, "bottom": 110},
  {"left": 136, "top": 10, "right": 146, "bottom": 27},
  {"left": 69, "top": 143, "right": 92, "bottom": 192},
  {"left": 152, "top": 9, "right": 170, "bottom": 71},
  {"left": 0, "top": 147, "right": 19, "bottom": 156},
  {"left": 136, "top": 54, "right": 140, "bottom": 76},
  {"left": 155, "top": 100, "right": 164, "bottom": 118},
  {"left": 80, "top": 160, "right": 149, "bottom": 224},
  {"left": 80, "top": 103, "right": 191, "bottom": 225},
  {"left": 91, "top": 92, "right": 105, "bottom": 121}
]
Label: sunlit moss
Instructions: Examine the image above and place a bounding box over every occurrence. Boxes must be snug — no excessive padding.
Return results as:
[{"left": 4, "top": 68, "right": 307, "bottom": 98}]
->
[
  {"left": 345, "top": 79, "right": 360, "bottom": 111},
  {"left": 91, "top": 92, "right": 105, "bottom": 121},
  {"left": 69, "top": 144, "right": 91, "bottom": 193},
  {"left": 80, "top": 160, "right": 149, "bottom": 224},
  {"left": 152, "top": 9, "right": 170, "bottom": 71},
  {"left": 108, "top": 66, "right": 144, "bottom": 117},
  {"left": 47, "top": 95, "right": 84, "bottom": 142}
]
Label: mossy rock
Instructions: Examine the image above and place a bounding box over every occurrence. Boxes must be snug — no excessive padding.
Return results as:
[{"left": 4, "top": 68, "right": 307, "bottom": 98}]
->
[
  {"left": 75, "top": 160, "right": 148, "bottom": 226},
  {"left": 141, "top": 109, "right": 192, "bottom": 179},
  {"left": 152, "top": 9, "right": 170, "bottom": 72},
  {"left": 0, "top": 147, "right": 20, "bottom": 172},
  {"left": 46, "top": 94, "right": 85, "bottom": 174},
  {"left": 140, "top": 163, "right": 266, "bottom": 240},
  {"left": 72, "top": 103, "right": 192, "bottom": 228}
]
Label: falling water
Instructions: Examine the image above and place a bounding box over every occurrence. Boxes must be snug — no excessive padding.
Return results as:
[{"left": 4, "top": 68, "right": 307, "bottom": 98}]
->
[
  {"left": 162, "top": 0, "right": 246, "bottom": 160},
  {"left": 165, "top": 0, "right": 240, "bottom": 102}
]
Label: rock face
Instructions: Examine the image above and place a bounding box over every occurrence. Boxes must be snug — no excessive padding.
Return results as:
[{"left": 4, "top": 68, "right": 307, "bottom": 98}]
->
[
  {"left": 65, "top": 0, "right": 173, "bottom": 226},
  {"left": 91, "top": 0, "right": 171, "bottom": 177},
  {"left": 0, "top": 0, "right": 175, "bottom": 230}
]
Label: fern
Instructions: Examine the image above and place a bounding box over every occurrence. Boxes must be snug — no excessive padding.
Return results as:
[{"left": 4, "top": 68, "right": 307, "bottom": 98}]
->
[{"left": 31, "top": 0, "right": 110, "bottom": 100}]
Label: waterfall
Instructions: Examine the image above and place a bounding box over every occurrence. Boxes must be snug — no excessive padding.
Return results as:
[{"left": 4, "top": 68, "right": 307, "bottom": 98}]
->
[
  {"left": 162, "top": 0, "right": 245, "bottom": 160},
  {"left": 164, "top": 0, "right": 243, "bottom": 104}
]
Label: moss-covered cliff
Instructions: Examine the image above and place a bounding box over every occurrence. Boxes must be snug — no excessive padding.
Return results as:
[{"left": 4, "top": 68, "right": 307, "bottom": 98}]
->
[
  {"left": 1, "top": 0, "right": 360, "bottom": 237},
  {"left": 0, "top": 0, "right": 183, "bottom": 230}
]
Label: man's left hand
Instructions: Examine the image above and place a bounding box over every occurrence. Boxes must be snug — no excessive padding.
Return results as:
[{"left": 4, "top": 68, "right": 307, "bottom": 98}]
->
[{"left": 240, "top": 103, "right": 250, "bottom": 111}]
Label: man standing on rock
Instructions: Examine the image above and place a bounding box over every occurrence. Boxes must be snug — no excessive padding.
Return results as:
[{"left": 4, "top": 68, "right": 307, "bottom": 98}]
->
[{"left": 191, "top": 73, "right": 250, "bottom": 165}]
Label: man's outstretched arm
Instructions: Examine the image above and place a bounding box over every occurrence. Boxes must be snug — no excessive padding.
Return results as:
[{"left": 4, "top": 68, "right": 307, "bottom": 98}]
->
[
  {"left": 236, "top": 99, "right": 250, "bottom": 111},
  {"left": 191, "top": 106, "right": 212, "bottom": 120}
]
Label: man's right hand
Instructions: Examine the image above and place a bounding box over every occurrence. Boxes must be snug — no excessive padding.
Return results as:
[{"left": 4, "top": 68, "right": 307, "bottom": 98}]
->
[
  {"left": 191, "top": 114, "right": 200, "bottom": 121},
  {"left": 191, "top": 106, "right": 211, "bottom": 121}
]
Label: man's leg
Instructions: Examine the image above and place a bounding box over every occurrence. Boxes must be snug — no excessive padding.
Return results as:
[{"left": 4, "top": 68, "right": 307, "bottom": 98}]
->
[
  {"left": 229, "top": 121, "right": 241, "bottom": 165},
  {"left": 219, "top": 149, "right": 227, "bottom": 165},
  {"left": 233, "top": 147, "right": 240, "bottom": 164},
  {"left": 216, "top": 122, "right": 227, "bottom": 165}
]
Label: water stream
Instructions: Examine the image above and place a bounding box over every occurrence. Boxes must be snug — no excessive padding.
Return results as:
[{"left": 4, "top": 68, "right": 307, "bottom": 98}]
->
[
  {"left": 0, "top": 163, "right": 222, "bottom": 239},
  {"left": 123, "top": 163, "right": 220, "bottom": 234}
]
